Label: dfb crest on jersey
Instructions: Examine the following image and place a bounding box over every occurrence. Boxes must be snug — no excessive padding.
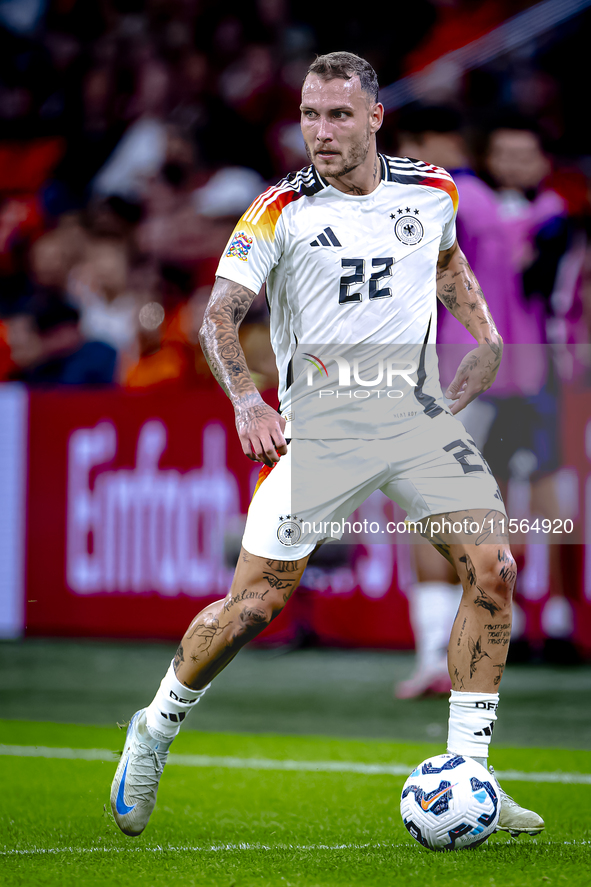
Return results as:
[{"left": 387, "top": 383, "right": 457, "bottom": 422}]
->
[
  {"left": 277, "top": 514, "right": 303, "bottom": 546},
  {"left": 395, "top": 215, "right": 424, "bottom": 245}
]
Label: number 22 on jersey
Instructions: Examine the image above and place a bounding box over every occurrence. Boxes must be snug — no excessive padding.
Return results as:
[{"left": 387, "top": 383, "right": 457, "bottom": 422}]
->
[{"left": 339, "top": 257, "right": 394, "bottom": 304}]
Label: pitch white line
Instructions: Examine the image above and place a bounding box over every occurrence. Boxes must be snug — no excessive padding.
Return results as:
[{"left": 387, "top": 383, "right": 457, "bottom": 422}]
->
[
  {"left": 2, "top": 844, "right": 380, "bottom": 856},
  {"left": 1, "top": 745, "right": 590, "bottom": 785},
  {"left": 2, "top": 841, "right": 590, "bottom": 857}
]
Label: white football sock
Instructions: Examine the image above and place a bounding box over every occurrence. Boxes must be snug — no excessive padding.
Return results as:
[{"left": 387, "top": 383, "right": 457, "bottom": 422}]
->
[
  {"left": 409, "top": 582, "right": 463, "bottom": 673},
  {"left": 447, "top": 690, "right": 499, "bottom": 759},
  {"left": 145, "top": 661, "right": 210, "bottom": 742}
]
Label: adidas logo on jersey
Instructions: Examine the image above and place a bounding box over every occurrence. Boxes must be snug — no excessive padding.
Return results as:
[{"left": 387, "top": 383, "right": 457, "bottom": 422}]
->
[{"left": 310, "top": 227, "right": 341, "bottom": 248}]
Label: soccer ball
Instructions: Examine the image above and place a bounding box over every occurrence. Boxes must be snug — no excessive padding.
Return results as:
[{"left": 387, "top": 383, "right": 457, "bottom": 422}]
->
[{"left": 400, "top": 753, "right": 500, "bottom": 851}]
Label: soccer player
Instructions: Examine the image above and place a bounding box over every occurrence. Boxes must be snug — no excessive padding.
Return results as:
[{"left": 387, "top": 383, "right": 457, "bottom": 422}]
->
[{"left": 111, "top": 52, "right": 544, "bottom": 839}]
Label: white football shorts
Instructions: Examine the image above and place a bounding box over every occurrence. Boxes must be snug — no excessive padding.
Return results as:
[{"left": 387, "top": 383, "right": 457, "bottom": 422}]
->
[{"left": 242, "top": 411, "right": 506, "bottom": 561}]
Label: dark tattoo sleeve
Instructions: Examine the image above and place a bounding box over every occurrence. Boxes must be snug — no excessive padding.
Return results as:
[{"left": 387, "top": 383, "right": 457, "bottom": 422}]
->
[
  {"left": 436, "top": 245, "right": 503, "bottom": 359},
  {"left": 199, "top": 277, "right": 259, "bottom": 406}
]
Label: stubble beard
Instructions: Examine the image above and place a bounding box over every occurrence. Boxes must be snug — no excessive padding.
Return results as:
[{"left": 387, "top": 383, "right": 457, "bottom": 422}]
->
[{"left": 306, "top": 127, "right": 372, "bottom": 179}]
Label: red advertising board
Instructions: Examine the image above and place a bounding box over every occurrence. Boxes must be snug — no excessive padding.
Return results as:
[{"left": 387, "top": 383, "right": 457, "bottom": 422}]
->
[
  {"left": 24, "top": 386, "right": 412, "bottom": 646},
  {"left": 25, "top": 387, "right": 261, "bottom": 639}
]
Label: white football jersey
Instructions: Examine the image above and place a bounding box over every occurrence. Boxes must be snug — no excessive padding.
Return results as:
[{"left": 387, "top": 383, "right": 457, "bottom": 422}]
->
[{"left": 216, "top": 154, "right": 459, "bottom": 438}]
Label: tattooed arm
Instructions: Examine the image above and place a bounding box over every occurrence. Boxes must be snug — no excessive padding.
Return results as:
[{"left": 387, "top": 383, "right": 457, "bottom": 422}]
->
[
  {"left": 199, "top": 276, "right": 287, "bottom": 466},
  {"left": 437, "top": 239, "right": 503, "bottom": 414}
]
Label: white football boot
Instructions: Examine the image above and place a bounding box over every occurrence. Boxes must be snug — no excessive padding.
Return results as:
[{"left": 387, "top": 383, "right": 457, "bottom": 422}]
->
[
  {"left": 110, "top": 709, "right": 172, "bottom": 836},
  {"left": 490, "top": 766, "right": 545, "bottom": 837}
]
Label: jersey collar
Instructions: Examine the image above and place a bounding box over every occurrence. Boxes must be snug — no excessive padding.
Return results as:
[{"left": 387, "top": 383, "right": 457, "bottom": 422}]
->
[{"left": 312, "top": 153, "right": 388, "bottom": 193}]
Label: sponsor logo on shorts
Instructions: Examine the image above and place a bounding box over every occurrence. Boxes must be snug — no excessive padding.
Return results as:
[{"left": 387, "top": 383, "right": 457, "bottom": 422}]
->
[{"left": 277, "top": 514, "right": 303, "bottom": 546}]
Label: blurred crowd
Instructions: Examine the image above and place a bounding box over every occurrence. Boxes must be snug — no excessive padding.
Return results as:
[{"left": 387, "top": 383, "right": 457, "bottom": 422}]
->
[{"left": 0, "top": 0, "right": 590, "bottom": 391}]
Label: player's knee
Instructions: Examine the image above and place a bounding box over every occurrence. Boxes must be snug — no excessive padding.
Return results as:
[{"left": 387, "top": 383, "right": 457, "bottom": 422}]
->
[
  {"left": 479, "top": 549, "right": 516, "bottom": 607},
  {"left": 495, "top": 549, "right": 517, "bottom": 602}
]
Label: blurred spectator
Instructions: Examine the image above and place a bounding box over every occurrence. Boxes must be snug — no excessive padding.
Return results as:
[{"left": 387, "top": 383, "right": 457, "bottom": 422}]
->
[
  {"left": 193, "top": 166, "right": 265, "bottom": 219},
  {"left": 397, "top": 106, "right": 549, "bottom": 393},
  {"left": 481, "top": 126, "right": 585, "bottom": 657},
  {"left": 68, "top": 234, "right": 138, "bottom": 358},
  {"left": 5, "top": 294, "right": 117, "bottom": 385},
  {"left": 483, "top": 116, "right": 587, "bottom": 351},
  {"left": 484, "top": 119, "right": 567, "bottom": 280},
  {"left": 29, "top": 215, "right": 86, "bottom": 289},
  {"left": 92, "top": 54, "right": 170, "bottom": 201},
  {"left": 137, "top": 148, "right": 265, "bottom": 288}
]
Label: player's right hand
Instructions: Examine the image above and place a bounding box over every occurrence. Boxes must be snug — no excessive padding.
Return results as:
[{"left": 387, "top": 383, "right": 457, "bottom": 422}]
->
[{"left": 235, "top": 402, "right": 288, "bottom": 466}]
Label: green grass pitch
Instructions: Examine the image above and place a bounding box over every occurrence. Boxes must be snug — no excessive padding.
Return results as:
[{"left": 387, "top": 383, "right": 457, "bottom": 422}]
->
[
  {"left": 1, "top": 720, "right": 590, "bottom": 887},
  {"left": 1, "top": 641, "right": 590, "bottom": 886}
]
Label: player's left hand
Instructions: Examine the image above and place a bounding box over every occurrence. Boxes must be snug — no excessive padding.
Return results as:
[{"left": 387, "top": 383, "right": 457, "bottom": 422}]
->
[{"left": 445, "top": 340, "right": 502, "bottom": 414}]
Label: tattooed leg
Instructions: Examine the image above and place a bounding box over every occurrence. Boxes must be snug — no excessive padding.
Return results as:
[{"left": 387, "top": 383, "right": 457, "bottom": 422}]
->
[
  {"left": 448, "top": 538, "right": 515, "bottom": 693},
  {"left": 423, "top": 509, "right": 515, "bottom": 693},
  {"left": 173, "top": 548, "right": 309, "bottom": 690}
]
